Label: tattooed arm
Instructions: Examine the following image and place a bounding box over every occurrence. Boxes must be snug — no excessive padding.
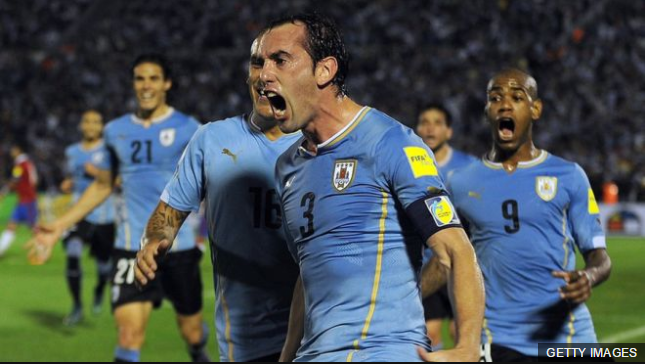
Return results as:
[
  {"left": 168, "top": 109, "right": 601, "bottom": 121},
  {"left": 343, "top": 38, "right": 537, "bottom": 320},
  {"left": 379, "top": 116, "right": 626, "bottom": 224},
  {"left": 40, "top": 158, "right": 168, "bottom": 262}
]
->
[{"left": 134, "top": 201, "right": 190, "bottom": 286}]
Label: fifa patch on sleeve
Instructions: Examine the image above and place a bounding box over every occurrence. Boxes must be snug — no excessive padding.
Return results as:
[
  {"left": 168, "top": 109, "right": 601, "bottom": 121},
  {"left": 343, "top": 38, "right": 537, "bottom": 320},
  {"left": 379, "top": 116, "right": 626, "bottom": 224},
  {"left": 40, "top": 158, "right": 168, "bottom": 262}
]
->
[
  {"left": 588, "top": 188, "right": 600, "bottom": 214},
  {"left": 12, "top": 166, "right": 23, "bottom": 178},
  {"left": 404, "top": 147, "right": 438, "bottom": 178},
  {"left": 425, "top": 196, "right": 460, "bottom": 227}
]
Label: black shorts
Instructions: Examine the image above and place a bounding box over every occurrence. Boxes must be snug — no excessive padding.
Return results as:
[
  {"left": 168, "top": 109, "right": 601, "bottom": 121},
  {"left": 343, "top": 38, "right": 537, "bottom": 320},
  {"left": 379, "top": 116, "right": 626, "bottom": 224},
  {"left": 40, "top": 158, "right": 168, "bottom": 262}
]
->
[
  {"left": 423, "top": 285, "right": 453, "bottom": 320},
  {"left": 63, "top": 220, "right": 115, "bottom": 262},
  {"left": 110, "top": 248, "right": 204, "bottom": 316}
]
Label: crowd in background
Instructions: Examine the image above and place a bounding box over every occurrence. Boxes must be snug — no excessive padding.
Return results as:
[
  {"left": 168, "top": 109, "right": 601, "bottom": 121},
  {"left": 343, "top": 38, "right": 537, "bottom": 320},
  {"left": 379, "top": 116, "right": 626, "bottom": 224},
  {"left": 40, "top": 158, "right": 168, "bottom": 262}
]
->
[{"left": 0, "top": 0, "right": 643, "bottom": 200}]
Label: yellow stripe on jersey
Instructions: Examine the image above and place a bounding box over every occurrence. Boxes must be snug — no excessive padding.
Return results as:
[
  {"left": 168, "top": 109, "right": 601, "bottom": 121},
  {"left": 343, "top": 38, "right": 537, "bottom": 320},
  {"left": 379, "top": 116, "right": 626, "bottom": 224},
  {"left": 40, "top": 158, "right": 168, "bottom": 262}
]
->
[
  {"left": 588, "top": 189, "right": 600, "bottom": 214},
  {"left": 347, "top": 191, "right": 388, "bottom": 360},
  {"left": 561, "top": 208, "right": 570, "bottom": 270},
  {"left": 566, "top": 313, "right": 576, "bottom": 344},
  {"left": 483, "top": 319, "right": 493, "bottom": 344},
  {"left": 221, "top": 289, "right": 235, "bottom": 362},
  {"left": 404, "top": 147, "right": 438, "bottom": 178}
]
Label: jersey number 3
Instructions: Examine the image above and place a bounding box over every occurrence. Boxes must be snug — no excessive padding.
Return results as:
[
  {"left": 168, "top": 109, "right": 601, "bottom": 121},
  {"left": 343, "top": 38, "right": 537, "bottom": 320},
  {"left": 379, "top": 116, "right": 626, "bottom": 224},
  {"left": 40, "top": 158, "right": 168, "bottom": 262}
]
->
[
  {"left": 502, "top": 199, "right": 520, "bottom": 234},
  {"left": 300, "top": 193, "right": 316, "bottom": 238}
]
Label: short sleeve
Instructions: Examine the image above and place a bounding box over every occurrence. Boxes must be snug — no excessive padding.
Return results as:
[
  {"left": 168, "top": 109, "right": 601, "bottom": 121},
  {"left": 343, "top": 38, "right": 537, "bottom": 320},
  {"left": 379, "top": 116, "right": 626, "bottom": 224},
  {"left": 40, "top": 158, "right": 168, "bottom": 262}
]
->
[
  {"left": 160, "top": 124, "right": 208, "bottom": 213},
  {"left": 568, "top": 164, "right": 606, "bottom": 253}
]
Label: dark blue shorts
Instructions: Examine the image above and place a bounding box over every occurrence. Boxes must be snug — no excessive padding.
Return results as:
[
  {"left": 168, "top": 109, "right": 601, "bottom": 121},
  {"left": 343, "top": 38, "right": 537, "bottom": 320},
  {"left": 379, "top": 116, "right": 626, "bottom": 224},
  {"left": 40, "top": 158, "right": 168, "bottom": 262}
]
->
[{"left": 11, "top": 201, "right": 38, "bottom": 227}]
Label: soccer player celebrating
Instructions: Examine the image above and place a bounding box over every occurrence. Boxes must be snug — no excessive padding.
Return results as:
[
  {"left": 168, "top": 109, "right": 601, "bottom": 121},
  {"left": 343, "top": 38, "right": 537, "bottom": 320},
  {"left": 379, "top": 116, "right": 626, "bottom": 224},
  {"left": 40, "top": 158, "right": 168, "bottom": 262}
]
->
[
  {"left": 0, "top": 142, "right": 38, "bottom": 257},
  {"left": 29, "top": 55, "right": 210, "bottom": 362},
  {"left": 135, "top": 35, "right": 302, "bottom": 362},
  {"left": 448, "top": 68, "right": 612, "bottom": 361},
  {"left": 258, "top": 13, "right": 484, "bottom": 362},
  {"left": 59, "top": 110, "right": 116, "bottom": 326},
  {"left": 415, "top": 103, "right": 477, "bottom": 351}
]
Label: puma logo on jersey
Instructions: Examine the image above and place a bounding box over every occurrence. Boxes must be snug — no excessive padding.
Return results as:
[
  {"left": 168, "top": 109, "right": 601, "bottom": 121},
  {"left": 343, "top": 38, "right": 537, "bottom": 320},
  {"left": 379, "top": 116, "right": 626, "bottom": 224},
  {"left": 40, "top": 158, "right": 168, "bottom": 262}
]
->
[
  {"left": 222, "top": 149, "right": 238, "bottom": 163},
  {"left": 468, "top": 191, "right": 481, "bottom": 199}
]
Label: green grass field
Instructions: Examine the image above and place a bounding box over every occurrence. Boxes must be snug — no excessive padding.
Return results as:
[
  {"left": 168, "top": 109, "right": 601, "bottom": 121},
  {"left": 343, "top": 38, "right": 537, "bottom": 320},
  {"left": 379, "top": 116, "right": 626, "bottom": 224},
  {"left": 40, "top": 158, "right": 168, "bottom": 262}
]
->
[{"left": 0, "top": 194, "right": 643, "bottom": 361}]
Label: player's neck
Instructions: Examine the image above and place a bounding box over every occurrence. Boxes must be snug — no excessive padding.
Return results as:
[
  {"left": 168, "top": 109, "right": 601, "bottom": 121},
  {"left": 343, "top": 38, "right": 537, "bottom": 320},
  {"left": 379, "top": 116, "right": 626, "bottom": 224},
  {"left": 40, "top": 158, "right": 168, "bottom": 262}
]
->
[
  {"left": 489, "top": 142, "right": 540, "bottom": 173},
  {"left": 303, "top": 96, "right": 363, "bottom": 152},
  {"left": 81, "top": 138, "right": 102, "bottom": 150},
  {"left": 136, "top": 104, "right": 170, "bottom": 127},
  {"left": 433, "top": 144, "right": 452, "bottom": 164},
  {"left": 250, "top": 113, "right": 285, "bottom": 142}
]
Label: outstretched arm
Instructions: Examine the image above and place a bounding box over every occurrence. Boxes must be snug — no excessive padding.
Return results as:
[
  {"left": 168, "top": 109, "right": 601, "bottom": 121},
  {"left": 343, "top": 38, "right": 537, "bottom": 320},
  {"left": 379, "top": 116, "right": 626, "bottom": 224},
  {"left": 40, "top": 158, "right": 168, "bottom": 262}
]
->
[
  {"left": 27, "top": 168, "right": 113, "bottom": 264},
  {"left": 134, "top": 201, "right": 190, "bottom": 285}
]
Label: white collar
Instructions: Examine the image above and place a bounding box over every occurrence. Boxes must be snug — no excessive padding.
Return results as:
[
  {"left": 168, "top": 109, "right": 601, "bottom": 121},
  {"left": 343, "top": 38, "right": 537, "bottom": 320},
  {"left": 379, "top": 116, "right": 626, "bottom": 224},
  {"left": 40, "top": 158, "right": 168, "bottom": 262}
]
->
[
  {"left": 14, "top": 154, "right": 29, "bottom": 164},
  {"left": 131, "top": 107, "right": 175, "bottom": 125},
  {"left": 316, "top": 106, "right": 368, "bottom": 149}
]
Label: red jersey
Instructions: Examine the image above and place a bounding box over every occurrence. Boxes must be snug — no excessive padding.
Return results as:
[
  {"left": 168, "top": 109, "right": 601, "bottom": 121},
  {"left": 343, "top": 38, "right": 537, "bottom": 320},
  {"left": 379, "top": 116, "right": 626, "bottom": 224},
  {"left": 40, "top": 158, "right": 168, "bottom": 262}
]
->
[{"left": 12, "top": 154, "right": 38, "bottom": 203}]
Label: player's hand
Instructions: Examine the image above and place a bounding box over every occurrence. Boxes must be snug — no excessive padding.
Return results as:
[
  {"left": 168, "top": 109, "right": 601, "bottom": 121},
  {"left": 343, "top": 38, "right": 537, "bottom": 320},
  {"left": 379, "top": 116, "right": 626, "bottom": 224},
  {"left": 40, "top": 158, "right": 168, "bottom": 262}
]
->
[
  {"left": 552, "top": 270, "right": 592, "bottom": 304},
  {"left": 25, "top": 223, "right": 64, "bottom": 265},
  {"left": 84, "top": 163, "right": 101, "bottom": 178},
  {"left": 418, "top": 346, "right": 480, "bottom": 362},
  {"left": 134, "top": 239, "right": 172, "bottom": 287}
]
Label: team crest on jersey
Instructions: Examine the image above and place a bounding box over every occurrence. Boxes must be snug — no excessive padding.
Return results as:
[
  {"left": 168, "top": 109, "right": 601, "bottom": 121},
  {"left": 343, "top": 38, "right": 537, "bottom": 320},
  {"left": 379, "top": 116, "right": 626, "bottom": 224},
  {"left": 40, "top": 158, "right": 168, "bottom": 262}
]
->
[
  {"left": 332, "top": 159, "right": 357, "bottom": 192},
  {"left": 160, "top": 128, "right": 176, "bottom": 147},
  {"left": 536, "top": 176, "right": 558, "bottom": 201},
  {"left": 92, "top": 152, "right": 104, "bottom": 165}
]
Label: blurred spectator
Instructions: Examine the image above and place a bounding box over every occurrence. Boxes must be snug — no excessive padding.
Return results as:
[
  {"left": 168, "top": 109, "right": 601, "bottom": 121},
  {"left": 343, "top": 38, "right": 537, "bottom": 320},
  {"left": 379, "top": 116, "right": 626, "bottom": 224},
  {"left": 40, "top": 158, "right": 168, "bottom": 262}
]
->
[{"left": 0, "top": 0, "right": 643, "bottom": 200}]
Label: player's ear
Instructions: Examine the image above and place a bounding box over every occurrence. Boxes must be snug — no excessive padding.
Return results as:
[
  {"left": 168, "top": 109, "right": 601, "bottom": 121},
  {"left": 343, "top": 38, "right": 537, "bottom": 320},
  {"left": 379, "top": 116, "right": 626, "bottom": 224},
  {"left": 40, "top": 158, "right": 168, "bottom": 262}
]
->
[
  {"left": 315, "top": 56, "right": 338, "bottom": 88},
  {"left": 163, "top": 79, "right": 172, "bottom": 92},
  {"left": 447, "top": 127, "right": 454, "bottom": 141},
  {"left": 531, "top": 99, "right": 543, "bottom": 121}
]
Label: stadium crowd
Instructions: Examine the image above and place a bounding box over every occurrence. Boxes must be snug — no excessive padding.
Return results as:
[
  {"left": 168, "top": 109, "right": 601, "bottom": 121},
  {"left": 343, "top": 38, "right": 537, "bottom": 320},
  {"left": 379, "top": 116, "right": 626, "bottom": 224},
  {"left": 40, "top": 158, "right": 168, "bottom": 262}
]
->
[{"left": 0, "top": 0, "right": 643, "bottom": 200}]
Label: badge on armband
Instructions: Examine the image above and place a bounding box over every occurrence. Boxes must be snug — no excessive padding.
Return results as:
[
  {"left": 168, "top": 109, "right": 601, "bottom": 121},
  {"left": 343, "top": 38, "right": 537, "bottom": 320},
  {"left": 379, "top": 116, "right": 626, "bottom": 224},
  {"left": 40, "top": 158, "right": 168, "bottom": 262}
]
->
[{"left": 425, "top": 196, "right": 460, "bottom": 227}]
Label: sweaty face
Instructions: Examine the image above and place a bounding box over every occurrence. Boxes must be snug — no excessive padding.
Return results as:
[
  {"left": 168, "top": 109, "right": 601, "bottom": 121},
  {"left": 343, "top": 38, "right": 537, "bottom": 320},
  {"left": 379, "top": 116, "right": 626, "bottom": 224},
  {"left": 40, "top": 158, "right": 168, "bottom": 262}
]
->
[
  {"left": 248, "top": 38, "right": 274, "bottom": 120},
  {"left": 485, "top": 74, "right": 540, "bottom": 152},
  {"left": 80, "top": 111, "right": 104, "bottom": 140},
  {"left": 257, "top": 22, "right": 319, "bottom": 134},
  {"left": 416, "top": 109, "right": 452, "bottom": 152},
  {"left": 133, "top": 62, "right": 171, "bottom": 115}
]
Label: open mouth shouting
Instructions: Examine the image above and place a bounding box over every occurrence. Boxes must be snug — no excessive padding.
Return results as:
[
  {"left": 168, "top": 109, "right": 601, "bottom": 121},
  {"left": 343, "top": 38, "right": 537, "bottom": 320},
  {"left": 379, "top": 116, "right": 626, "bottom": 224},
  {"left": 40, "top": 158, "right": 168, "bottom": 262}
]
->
[
  {"left": 497, "top": 117, "right": 516, "bottom": 142},
  {"left": 264, "top": 89, "right": 288, "bottom": 120}
]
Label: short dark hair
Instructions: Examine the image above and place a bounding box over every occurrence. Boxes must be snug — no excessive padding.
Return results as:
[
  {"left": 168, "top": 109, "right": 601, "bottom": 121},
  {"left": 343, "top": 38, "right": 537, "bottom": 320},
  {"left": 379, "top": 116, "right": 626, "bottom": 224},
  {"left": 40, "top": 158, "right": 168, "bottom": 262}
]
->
[
  {"left": 263, "top": 12, "right": 349, "bottom": 96},
  {"left": 418, "top": 103, "right": 453, "bottom": 127},
  {"left": 131, "top": 53, "right": 172, "bottom": 81}
]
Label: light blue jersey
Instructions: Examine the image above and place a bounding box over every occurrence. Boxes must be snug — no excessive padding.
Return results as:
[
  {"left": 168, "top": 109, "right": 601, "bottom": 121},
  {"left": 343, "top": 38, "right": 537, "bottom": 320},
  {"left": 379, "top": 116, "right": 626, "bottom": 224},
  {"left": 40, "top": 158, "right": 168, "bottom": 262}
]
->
[
  {"left": 99, "top": 108, "right": 200, "bottom": 252},
  {"left": 161, "top": 115, "right": 301, "bottom": 362},
  {"left": 448, "top": 151, "right": 606, "bottom": 356},
  {"left": 276, "top": 107, "right": 459, "bottom": 362},
  {"left": 65, "top": 142, "right": 115, "bottom": 225},
  {"left": 437, "top": 148, "right": 477, "bottom": 180}
]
